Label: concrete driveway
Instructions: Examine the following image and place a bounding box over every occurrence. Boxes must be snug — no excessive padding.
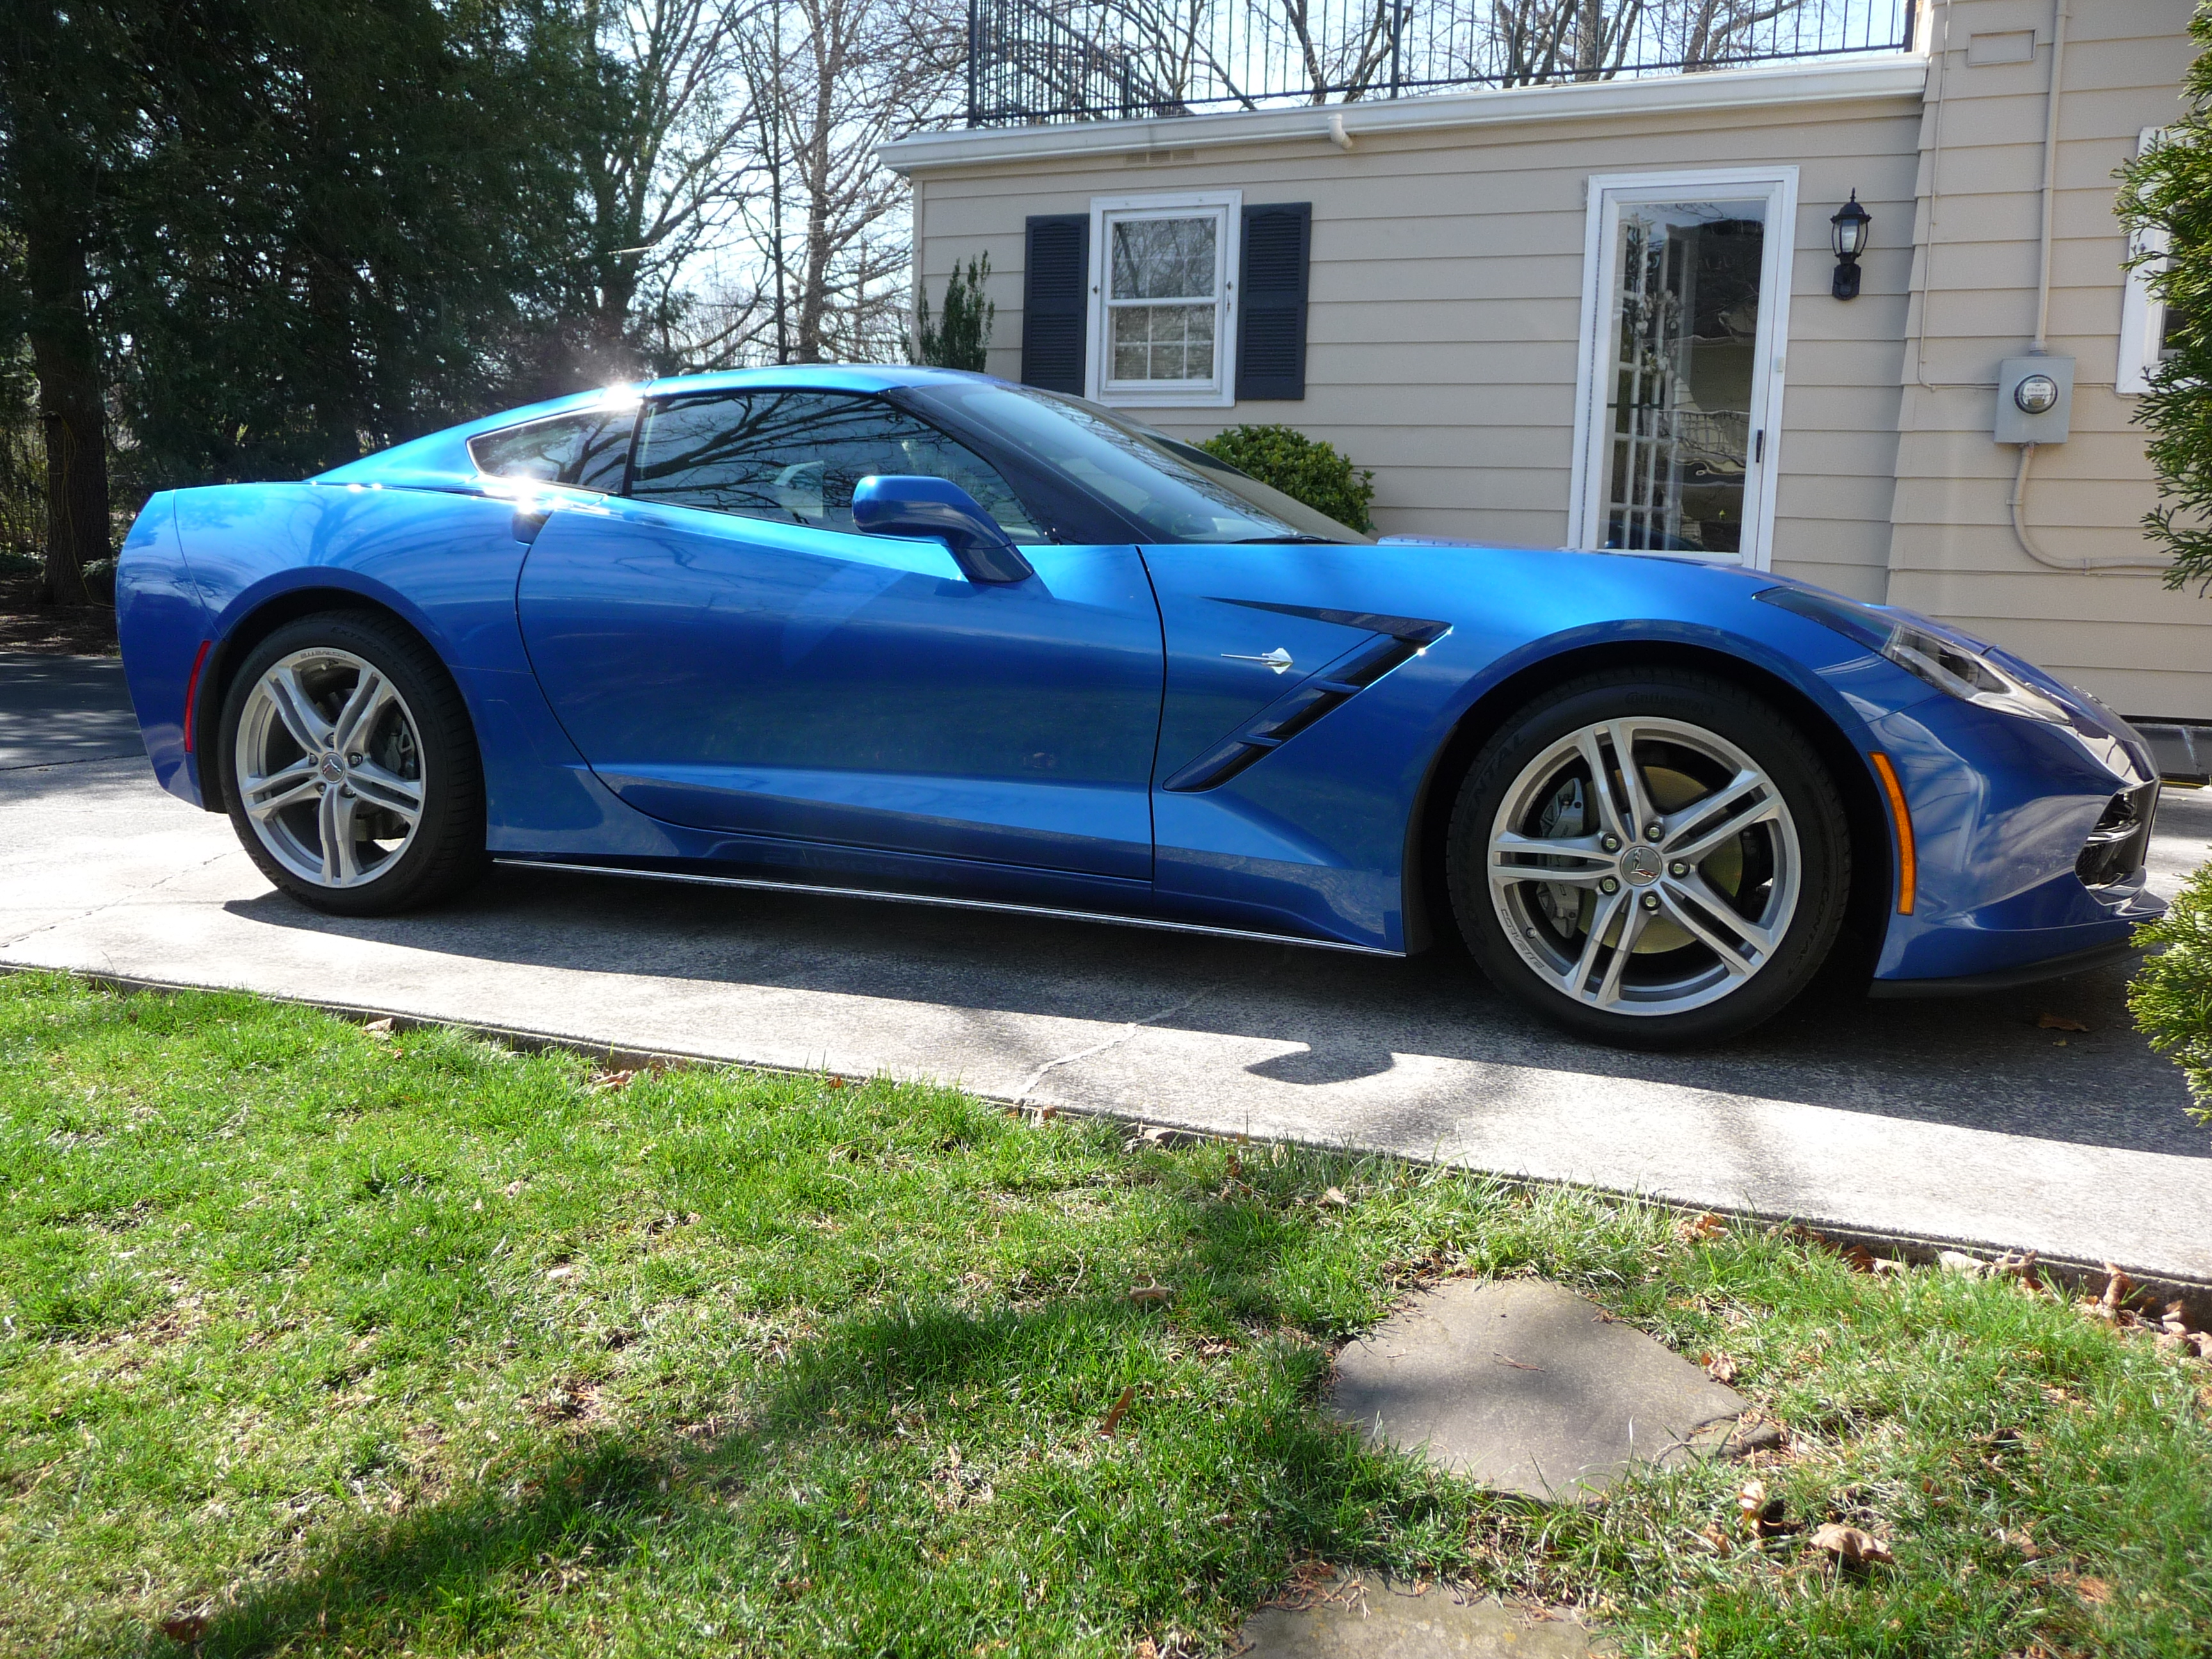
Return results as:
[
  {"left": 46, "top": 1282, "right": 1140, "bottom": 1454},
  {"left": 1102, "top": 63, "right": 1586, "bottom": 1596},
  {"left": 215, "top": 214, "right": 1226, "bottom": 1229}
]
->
[{"left": 5, "top": 652, "right": 2208, "bottom": 1285}]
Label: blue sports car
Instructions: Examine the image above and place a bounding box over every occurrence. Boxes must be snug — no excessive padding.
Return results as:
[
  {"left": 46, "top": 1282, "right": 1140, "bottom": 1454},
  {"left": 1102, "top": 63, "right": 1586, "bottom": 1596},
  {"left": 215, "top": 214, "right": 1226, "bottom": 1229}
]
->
[{"left": 114, "top": 366, "right": 2165, "bottom": 1046}]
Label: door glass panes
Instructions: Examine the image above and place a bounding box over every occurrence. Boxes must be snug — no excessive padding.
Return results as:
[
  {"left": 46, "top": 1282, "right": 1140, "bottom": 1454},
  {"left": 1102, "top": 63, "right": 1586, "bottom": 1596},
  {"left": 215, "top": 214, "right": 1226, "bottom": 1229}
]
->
[
  {"left": 468, "top": 410, "right": 633, "bottom": 492},
  {"left": 629, "top": 391, "right": 1047, "bottom": 541},
  {"left": 1603, "top": 201, "right": 1765, "bottom": 556},
  {"left": 1107, "top": 216, "right": 1220, "bottom": 384}
]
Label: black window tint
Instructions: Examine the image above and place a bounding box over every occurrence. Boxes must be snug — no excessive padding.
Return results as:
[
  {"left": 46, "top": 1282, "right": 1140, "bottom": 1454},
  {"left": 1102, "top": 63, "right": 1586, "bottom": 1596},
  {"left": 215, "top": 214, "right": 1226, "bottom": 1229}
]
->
[
  {"left": 629, "top": 390, "right": 1046, "bottom": 543},
  {"left": 467, "top": 410, "right": 632, "bottom": 492}
]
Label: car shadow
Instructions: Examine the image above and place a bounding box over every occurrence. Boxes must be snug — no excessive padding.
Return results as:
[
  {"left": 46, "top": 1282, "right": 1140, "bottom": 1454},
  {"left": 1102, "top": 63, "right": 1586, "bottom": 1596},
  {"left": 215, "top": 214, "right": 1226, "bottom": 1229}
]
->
[{"left": 221, "top": 853, "right": 2207, "bottom": 1162}]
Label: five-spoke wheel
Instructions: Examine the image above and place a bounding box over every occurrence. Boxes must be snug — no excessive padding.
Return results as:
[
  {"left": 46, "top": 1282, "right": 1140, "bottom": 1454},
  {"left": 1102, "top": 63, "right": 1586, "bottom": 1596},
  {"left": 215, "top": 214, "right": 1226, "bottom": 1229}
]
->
[
  {"left": 219, "top": 613, "right": 486, "bottom": 915},
  {"left": 234, "top": 648, "right": 426, "bottom": 888},
  {"left": 1449, "top": 671, "right": 1848, "bottom": 1046}
]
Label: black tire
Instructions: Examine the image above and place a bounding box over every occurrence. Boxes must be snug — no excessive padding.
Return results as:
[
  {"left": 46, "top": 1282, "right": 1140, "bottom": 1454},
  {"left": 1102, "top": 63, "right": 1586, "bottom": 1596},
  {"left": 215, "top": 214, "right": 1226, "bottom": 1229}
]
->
[
  {"left": 218, "top": 610, "right": 487, "bottom": 916},
  {"left": 1445, "top": 668, "right": 1850, "bottom": 1049}
]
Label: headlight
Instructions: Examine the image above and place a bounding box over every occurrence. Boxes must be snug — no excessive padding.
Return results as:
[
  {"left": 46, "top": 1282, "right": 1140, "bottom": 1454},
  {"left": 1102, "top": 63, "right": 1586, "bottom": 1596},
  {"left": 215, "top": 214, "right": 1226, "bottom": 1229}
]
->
[{"left": 1756, "top": 586, "right": 2071, "bottom": 725}]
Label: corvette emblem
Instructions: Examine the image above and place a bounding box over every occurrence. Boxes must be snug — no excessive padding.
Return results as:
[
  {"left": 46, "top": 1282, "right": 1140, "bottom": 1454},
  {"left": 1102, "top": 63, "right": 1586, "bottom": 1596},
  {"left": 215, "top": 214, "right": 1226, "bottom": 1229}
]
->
[{"left": 1222, "top": 647, "right": 1295, "bottom": 674}]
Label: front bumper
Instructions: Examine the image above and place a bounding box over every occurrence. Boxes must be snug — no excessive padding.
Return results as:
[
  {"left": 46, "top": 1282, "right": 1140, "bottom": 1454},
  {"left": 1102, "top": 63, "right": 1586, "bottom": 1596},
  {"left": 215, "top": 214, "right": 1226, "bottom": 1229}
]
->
[{"left": 1866, "top": 692, "right": 2165, "bottom": 986}]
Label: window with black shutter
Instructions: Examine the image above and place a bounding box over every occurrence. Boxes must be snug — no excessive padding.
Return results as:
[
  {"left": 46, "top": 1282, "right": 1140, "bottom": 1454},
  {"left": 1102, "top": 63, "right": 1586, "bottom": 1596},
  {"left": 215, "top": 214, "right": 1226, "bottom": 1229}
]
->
[
  {"left": 1236, "top": 202, "right": 1311, "bottom": 403},
  {"left": 1022, "top": 214, "right": 1089, "bottom": 393}
]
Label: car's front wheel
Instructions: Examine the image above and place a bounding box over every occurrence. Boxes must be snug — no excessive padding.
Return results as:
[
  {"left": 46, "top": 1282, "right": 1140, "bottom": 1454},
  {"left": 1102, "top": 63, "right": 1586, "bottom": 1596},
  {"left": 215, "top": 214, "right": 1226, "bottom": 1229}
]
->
[
  {"left": 1447, "top": 669, "right": 1850, "bottom": 1048},
  {"left": 219, "top": 611, "right": 486, "bottom": 915}
]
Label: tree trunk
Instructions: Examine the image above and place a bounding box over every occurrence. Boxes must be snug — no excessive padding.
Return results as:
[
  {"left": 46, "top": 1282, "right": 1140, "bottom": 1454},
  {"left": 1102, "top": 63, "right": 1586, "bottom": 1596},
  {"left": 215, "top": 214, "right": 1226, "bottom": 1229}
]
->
[{"left": 21, "top": 192, "right": 106, "bottom": 608}]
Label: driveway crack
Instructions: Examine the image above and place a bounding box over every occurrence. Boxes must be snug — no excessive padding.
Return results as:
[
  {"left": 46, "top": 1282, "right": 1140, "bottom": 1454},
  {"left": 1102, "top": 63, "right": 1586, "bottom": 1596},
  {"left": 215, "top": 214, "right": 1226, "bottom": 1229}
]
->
[
  {"left": 0, "top": 847, "right": 240, "bottom": 953},
  {"left": 1014, "top": 981, "right": 1222, "bottom": 1105}
]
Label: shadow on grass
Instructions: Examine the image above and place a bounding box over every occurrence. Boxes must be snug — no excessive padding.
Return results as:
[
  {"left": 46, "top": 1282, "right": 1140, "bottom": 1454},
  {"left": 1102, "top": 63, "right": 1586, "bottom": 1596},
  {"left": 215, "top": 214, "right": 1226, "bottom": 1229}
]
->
[{"left": 186, "top": 1174, "right": 1492, "bottom": 1658}]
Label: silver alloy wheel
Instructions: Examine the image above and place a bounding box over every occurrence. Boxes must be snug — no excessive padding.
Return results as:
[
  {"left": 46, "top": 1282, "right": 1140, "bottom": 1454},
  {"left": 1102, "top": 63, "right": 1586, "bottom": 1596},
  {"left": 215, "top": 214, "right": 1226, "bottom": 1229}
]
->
[
  {"left": 233, "top": 647, "right": 426, "bottom": 889},
  {"left": 1486, "top": 716, "right": 1801, "bottom": 1018}
]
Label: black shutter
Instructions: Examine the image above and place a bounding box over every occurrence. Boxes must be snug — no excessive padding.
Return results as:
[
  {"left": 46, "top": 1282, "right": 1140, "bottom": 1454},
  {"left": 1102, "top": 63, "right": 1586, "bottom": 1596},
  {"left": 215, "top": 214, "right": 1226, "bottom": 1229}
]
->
[
  {"left": 1022, "top": 214, "right": 1089, "bottom": 393},
  {"left": 1237, "top": 202, "right": 1311, "bottom": 402}
]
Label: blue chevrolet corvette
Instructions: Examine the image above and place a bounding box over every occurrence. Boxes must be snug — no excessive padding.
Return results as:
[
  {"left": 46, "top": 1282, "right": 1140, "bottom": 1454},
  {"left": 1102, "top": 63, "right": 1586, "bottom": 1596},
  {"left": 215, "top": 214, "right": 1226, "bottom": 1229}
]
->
[{"left": 115, "top": 366, "right": 2164, "bottom": 1046}]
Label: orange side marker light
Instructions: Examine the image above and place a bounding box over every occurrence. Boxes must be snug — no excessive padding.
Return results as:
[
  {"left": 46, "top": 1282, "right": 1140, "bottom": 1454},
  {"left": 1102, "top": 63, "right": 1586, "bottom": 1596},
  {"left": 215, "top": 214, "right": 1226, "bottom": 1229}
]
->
[{"left": 1868, "top": 751, "right": 1916, "bottom": 915}]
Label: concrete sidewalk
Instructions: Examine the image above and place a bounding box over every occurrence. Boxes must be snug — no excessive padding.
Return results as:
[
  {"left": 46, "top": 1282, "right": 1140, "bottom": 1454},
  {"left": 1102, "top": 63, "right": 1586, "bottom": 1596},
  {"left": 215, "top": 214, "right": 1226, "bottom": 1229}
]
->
[{"left": 4, "top": 655, "right": 2208, "bottom": 1285}]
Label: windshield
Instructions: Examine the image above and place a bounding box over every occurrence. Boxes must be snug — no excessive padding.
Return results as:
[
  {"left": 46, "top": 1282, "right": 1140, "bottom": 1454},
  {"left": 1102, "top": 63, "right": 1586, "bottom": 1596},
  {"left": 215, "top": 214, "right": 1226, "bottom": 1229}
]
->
[{"left": 910, "top": 382, "right": 1372, "bottom": 545}]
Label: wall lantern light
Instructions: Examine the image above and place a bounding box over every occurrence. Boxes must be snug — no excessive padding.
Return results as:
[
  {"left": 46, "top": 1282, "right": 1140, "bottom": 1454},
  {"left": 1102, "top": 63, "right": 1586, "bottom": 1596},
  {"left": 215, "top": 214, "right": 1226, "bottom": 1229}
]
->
[{"left": 1830, "top": 191, "right": 1871, "bottom": 300}]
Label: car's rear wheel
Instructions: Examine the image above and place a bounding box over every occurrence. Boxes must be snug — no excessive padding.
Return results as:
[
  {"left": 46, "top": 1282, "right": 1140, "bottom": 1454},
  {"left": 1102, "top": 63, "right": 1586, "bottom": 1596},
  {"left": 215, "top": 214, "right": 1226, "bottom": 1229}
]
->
[
  {"left": 1447, "top": 669, "right": 1849, "bottom": 1048},
  {"left": 220, "top": 612, "right": 486, "bottom": 915}
]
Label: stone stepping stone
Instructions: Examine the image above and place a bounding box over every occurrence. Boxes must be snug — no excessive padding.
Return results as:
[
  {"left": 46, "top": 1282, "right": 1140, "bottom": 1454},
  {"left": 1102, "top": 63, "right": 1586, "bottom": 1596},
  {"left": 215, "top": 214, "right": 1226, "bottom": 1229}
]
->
[
  {"left": 1237, "top": 1569, "right": 1590, "bottom": 1656},
  {"left": 1328, "top": 1278, "right": 1763, "bottom": 1503}
]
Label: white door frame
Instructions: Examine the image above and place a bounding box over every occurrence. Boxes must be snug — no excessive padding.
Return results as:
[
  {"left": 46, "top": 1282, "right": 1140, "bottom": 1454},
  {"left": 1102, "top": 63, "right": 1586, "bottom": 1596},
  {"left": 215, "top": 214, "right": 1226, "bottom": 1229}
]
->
[{"left": 1567, "top": 166, "right": 1799, "bottom": 570}]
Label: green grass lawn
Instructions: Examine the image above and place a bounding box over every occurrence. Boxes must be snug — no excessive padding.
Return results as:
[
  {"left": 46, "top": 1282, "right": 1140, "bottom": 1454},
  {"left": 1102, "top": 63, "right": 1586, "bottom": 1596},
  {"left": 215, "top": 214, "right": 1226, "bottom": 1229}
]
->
[{"left": 3, "top": 970, "right": 2208, "bottom": 1658}]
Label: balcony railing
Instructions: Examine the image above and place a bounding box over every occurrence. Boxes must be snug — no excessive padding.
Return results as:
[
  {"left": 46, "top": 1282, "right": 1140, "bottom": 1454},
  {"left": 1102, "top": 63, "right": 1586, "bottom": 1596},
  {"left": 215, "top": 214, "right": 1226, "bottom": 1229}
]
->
[{"left": 965, "top": 0, "right": 1918, "bottom": 126}]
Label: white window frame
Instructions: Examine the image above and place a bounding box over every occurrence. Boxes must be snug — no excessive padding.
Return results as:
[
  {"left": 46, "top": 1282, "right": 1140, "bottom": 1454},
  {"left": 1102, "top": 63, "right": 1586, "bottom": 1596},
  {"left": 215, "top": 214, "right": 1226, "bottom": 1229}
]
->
[
  {"left": 1086, "top": 191, "right": 1241, "bottom": 408},
  {"left": 1567, "top": 166, "right": 1799, "bottom": 572},
  {"left": 2118, "top": 127, "right": 2173, "bottom": 397}
]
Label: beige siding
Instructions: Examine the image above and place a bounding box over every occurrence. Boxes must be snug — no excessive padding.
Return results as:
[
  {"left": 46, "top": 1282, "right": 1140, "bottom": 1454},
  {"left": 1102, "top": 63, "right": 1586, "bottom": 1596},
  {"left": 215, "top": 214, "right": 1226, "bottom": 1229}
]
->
[
  {"left": 1889, "top": 0, "right": 2209, "bottom": 719},
  {"left": 901, "top": 0, "right": 2212, "bottom": 717},
  {"left": 912, "top": 91, "right": 1921, "bottom": 582}
]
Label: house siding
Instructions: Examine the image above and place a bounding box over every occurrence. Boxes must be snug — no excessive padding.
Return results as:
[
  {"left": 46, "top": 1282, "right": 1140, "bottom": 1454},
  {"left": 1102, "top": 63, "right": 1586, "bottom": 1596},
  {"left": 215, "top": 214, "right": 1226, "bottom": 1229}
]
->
[
  {"left": 897, "top": 0, "right": 2212, "bottom": 720},
  {"left": 1889, "top": 0, "right": 2208, "bottom": 720},
  {"left": 911, "top": 91, "right": 1923, "bottom": 602}
]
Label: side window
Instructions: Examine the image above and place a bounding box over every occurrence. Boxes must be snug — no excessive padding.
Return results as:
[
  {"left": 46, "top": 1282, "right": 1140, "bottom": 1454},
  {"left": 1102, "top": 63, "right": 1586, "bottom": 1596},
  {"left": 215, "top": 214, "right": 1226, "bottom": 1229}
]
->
[
  {"left": 467, "top": 410, "right": 632, "bottom": 491},
  {"left": 629, "top": 390, "right": 1048, "bottom": 543}
]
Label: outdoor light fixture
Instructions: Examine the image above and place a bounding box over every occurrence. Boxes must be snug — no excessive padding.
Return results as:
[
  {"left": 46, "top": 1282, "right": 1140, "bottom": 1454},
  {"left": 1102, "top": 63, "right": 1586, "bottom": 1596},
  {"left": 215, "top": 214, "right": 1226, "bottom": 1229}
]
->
[{"left": 1830, "top": 191, "right": 1871, "bottom": 300}]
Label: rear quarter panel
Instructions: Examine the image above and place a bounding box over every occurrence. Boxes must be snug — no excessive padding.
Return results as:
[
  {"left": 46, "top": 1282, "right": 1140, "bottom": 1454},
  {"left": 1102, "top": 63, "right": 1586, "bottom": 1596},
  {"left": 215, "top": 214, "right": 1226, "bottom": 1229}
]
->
[{"left": 163, "top": 482, "right": 672, "bottom": 852}]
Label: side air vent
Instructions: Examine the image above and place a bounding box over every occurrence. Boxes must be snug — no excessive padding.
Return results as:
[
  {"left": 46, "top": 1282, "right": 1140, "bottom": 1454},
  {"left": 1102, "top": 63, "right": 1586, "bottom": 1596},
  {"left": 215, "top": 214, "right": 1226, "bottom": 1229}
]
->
[
  {"left": 1162, "top": 624, "right": 1445, "bottom": 792},
  {"left": 2075, "top": 781, "right": 2158, "bottom": 888}
]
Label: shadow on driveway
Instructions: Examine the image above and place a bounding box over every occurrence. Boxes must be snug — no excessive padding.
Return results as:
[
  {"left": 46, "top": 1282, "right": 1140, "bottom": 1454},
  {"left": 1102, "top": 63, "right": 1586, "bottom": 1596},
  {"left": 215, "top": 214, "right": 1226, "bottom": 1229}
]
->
[{"left": 223, "top": 834, "right": 2207, "bottom": 1162}]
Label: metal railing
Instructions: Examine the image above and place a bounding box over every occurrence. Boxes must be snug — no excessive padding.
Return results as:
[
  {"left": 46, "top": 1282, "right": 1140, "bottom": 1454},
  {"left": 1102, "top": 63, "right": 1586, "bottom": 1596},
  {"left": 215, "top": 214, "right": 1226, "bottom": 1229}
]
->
[{"left": 966, "top": 0, "right": 1917, "bottom": 125}]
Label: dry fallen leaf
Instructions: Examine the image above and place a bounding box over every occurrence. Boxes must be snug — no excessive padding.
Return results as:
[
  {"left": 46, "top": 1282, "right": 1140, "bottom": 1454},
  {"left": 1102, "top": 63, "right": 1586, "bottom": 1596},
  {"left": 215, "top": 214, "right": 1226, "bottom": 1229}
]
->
[
  {"left": 2101, "top": 1262, "right": 2134, "bottom": 1317},
  {"left": 361, "top": 1017, "right": 395, "bottom": 1036},
  {"left": 2070, "top": 1575, "right": 2113, "bottom": 1607},
  {"left": 825, "top": 1076, "right": 848, "bottom": 1091},
  {"left": 1320, "top": 1186, "right": 1350, "bottom": 1208},
  {"left": 1736, "top": 1480, "right": 1793, "bottom": 1539},
  {"left": 2036, "top": 1011, "right": 2091, "bottom": 1032},
  {"left": 1702, "top": 1352, "right": 1739, "bottom": 1385},
  {"left": 1810, "top": 1522, "right": 1895, "bottom": 1567},
  {"left": 502, "top": 1178, "right": 526, "bottom": 1198},
  {"left": 1100, "top": 1385, "right": 1135, "bottom": 1436},
  {"left": 159, "top": 1614, "right": 210, "bottom": 1646},
  {"left": 1132, "top": 1639, "right": 1160, "bottom": 1659},
  {"left": 1677, "top": 1212, "right": 1727, "bottom": 1243},
  {"left": 1838, "top": 1244, "right": 1878, "bottom": 1274},
  {"left": 589, "top": 1068, "right": 637, "bottom": 1093},
  {"left": 1126, "top": 1285, "right": 1173, "bottom": 1306}
]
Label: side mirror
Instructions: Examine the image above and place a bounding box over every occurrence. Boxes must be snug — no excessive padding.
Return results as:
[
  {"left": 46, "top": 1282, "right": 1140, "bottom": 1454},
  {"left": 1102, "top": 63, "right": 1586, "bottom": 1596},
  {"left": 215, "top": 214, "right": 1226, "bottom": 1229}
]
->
[{"left": 851, "top": 475, "right": 1033, "bottom": 584}]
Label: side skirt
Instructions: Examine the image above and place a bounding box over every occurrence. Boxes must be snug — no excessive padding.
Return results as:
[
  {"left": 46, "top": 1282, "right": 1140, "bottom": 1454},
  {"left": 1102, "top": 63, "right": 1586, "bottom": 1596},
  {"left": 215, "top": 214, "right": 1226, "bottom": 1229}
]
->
[{"left": 492, "top": 857, "right": 1406, "bottom": 958}]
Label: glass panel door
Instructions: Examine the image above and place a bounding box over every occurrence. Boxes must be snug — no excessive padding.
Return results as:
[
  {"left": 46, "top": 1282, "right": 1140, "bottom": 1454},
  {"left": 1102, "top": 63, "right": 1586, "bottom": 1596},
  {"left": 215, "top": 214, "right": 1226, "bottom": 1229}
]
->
[{"left": 1576, "top": 175, "right": 1791, "bottom": 570}]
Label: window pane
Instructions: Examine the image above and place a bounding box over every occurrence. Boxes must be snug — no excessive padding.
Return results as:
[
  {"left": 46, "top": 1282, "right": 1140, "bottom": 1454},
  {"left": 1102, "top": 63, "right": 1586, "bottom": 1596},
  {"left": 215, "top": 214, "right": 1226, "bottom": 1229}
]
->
[
  {"left": 1110, "top": 303, "right": 1216, "bottom": 383},
  {"left": 630, "top": 390, "right": 1045, "bottom": 541},
  {"left": 1110, "top": 217, "right": 1217, "bottom": 300},
  {"left": 469, "top": 410, "right": 632, "bottom": 492},
  {"left": 1602, "top": 200, "right": 1764, "bottom": 556}
]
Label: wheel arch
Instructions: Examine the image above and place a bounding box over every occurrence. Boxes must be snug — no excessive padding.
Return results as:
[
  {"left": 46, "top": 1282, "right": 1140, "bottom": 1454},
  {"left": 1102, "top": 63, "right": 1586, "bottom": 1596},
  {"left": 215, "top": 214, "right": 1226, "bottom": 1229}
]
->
[
  {"left": 194, "top": 588, "right": 467, "bottom": 813},
  {"left": 1404, "top": 638, "right": 1892, "bottom": 977}
]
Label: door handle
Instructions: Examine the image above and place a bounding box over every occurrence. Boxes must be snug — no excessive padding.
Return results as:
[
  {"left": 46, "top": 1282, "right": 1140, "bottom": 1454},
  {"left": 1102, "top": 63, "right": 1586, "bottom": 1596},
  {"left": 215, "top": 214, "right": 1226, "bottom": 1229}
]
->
[{"left": 1753, "top": 429, "right": 1765, "bottom": 465}]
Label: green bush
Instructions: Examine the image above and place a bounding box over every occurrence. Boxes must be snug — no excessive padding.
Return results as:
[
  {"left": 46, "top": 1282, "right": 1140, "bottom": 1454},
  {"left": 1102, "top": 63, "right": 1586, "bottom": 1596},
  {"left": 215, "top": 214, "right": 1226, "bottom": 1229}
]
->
[
  {"left": 2117, "top": 6, "right": 2212, "bottom": 589},
  {"left": 911, "top": 253, "right": 995, "bottom": 373},
  {"left": 1200, "top": 424, "right": 1375, "bottom": 533},
  {"left": 2131, "top": 854, "right": 2212, "bottom": 1122}
]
